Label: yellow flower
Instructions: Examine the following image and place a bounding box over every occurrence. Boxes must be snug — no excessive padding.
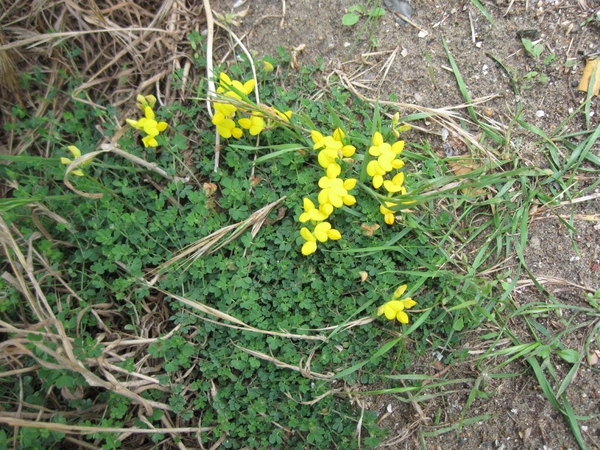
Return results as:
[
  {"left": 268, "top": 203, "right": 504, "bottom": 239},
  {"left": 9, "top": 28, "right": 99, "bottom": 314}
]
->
[
  {"left": 379, "top": 202, "right": 397, "bottom": 225},
  {"left": 377, "top": 285, "right": 417, "bottom": 324},
  {"left": 318, "top": 164, "right": 352, "bottom": 209},
  {"left": 263, "top": 60, "right": 274, "bottom": 72},
  {"left": 274, "top": 108, "right": 292, "bottom": 122},
  {"left": 317, "top": 149, "right": 339, "bottom": 169},
  {"left": 136, "top": 94, "right": 157, "bottom": 110},
  {"left": 218, "top": 72, "right": 255, "bottom": 96},
  {"left": 213, "top": 102, "right": 238, "bottom": 122},
  {"left": 366, "top": 160, "right": 386, "bottom": 189},
  {"left": 300, "top": 222, "right": 342, "bottom": 256},
  {"left": 383, "top": 172, "right": 406, "bottom": 194},
  {"left": 215, "top": 118, "right": 243, "bottom": 139},
  {"left": 127, "top": 105, "right": 168, "bottom": 148},
  {"left": 238, "top": 114, "right": 265, "bottom": 136},
  {"left": 140, "top": 106, "right": 168, "bottom": 136},
  {"left": 60, "top": 145, "right": 89, "bottom": 176},
  {"left": 299, "top": 198, "right": 328, "bottom": 222}
]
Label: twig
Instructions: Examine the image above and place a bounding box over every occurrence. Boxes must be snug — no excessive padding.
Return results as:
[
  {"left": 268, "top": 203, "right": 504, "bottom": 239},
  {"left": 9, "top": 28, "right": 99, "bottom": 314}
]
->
[
  {"left": 280, "top": 0, "right": 286, "bottom": 29},
  {"left": 391, "top": 11, "right": 426, "bottom": 32},
  {"left": 0, "top": 417, "right": 212, "bottom": 435}
]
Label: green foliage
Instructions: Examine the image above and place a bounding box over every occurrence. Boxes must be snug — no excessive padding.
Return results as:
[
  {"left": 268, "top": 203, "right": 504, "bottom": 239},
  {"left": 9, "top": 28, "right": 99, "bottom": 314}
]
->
[
  {"left": 342, "top": 3, "right": 385, "bottom": 26},
  {"left": 521, "top": 38, "right": 544, "bottom": 59},
  {"left": 0, "top": 41, "right": 535, "bottom": 449}
]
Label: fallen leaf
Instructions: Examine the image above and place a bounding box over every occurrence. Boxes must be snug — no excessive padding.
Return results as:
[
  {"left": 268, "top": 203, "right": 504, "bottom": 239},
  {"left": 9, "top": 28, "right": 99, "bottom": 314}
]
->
[
  {"left": 447, "top": 157, "right": 484, "bottom": 196},
  {"left": 361, "top": 223, "right": 380, "bottom": 236},
  {"left": 203, "top": 182, "right": 218, "bottom": 196},
  {"left": 577, "top": 58, "right": 600, "bottom": 96}
]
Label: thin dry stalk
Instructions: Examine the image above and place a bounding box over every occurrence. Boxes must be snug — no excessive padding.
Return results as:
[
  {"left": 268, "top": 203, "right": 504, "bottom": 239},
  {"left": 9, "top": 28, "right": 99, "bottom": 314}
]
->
[
  {"left": 0, "top": 417, "right": 212, "bottom": 435},
  {"left": 150, "top": 196, "right": 287, "bottom": 277},
  {"left": 334, "top": 68, "right": 501, "bottom": 163},
  {"left": 152, "top": 287, "right": 327, "bottom": 342},
  {"left": 234, "top": 345, "right": 334, "bottom": 380}
]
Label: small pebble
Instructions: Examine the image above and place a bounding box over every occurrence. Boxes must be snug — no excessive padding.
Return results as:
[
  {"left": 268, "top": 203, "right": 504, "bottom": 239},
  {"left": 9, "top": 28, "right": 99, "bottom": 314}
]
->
[{"left": 535, "top": 110, "right": 545, "bottom": 117}]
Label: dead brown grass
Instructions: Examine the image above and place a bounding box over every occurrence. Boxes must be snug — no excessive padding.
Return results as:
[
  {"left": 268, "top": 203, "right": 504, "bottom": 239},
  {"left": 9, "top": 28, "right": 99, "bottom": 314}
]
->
[{"left": 0, "top": 0, "right": 206, "bottom": 158}]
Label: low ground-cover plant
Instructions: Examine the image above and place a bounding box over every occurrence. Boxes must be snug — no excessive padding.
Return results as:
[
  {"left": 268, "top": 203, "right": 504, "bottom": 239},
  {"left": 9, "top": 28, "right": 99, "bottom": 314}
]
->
[{"left": 0, "top": 43, "right": 549, "bottom": 449}]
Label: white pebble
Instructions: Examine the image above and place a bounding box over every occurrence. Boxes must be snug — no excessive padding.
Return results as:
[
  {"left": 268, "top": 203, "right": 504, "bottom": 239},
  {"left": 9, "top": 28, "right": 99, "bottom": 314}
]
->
[{"left": 535, "top": 110, "right": 545, "bottom": 117}]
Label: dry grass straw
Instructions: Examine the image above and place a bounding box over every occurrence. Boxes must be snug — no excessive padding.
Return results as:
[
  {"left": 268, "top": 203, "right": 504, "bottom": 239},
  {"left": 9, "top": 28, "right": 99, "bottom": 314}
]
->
[
  {"left": 0, "top": 0, "right": 207, "bottom": 158},
  {"left": 0, "top": 216, "right": 218, "bottom": 443}
]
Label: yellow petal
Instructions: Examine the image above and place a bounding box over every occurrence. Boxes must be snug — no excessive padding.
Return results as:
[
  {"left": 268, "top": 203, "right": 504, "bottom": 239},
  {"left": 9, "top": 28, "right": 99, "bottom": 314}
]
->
[
  {"left": 309, "top": 209, "right": 326, "bottom": 221},
  {"left": 67, "top": 145, "right": 81, "bottom": 158},
  {"left": 157, "top": 122, "right": 168, "bottom": 132},
  {"left": 343, "top": 178, "right": 357, "bottom": 190},
  {"left": 396, "top": 310, "right": 409, "bottom": 324},
  {"left": 402, "top": 298, "right": 417, "bottom": 309},
  {"left": 327, "top": 228, "right": 342, "bottom": 240},
  {"left": 300, "top": 227, "right": 315, "bottom": 242},
  {"left": 144, "top": 105, "right": 155, "bottom": 120},
  {"left": 319, "top": 203, "right": 334, "bottom": 217},
  {"left": 394, "top": 285, "right": 407, "bottom": 298},
  {"left": 391, "top": 140, "right": 405, "bottom": 154},
  {"left": 326, "top": 163, "right": 341, "bottom": 179},
  {"left": 392, "top": 159, "right": 405, "bottom": 169},
  {"left": 142, "top": 135, "right": 158, "bottom": 147},
  {"left": 311, "top": 130, "right": 325, "bottom": 148},
  {"left": 219, "top": 72, "right": 232, "bottom": 86},
  {"left": 372, "top": 132, "right": 383, "bottom": 146},
  {"left": 333, "top": 128, "right": 345, "bottom": 141},
  {"left": 303, "top": 197, "right": 316, "bottom": 211},
  {"left": 301, "top": 240, "right": 317, "bottom": 255},
  {"left": 60, "top": 157, "right": 72, "bottom": 165},
  {"left": 383, "top": 181, "right": 403, "bottom": 193},
  {"left": 314, "top": 222, "right": 331, "bottom": 242},
  {"left": 366, "top": 160, "right": 377, "bottom": 177},
  {"left": 343, "top": 195, "right": 356, "bottom": 206},
  {"left": 144, "top": 94, "right": 157, "bottom": 108},
  {"left": 373, "top": 175, "right": 383, "bottom": 189},
  {"left": 383, "top": 303, "right": 397, "bottom": 320},
  {"left": 341, "top": 145, "right": 356, "bottom": 157},
  {"left": 243, "top": 79, "right": 256, "bottom": 94}
]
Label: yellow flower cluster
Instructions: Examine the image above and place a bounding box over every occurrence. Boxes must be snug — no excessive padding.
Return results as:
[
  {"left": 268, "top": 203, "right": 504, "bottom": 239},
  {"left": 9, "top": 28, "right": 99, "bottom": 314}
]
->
[
  {"left": 61, "top": 145, "right": 91, "bottom": 176},
  {"left": 299, "top": 128, "right": 356, "bottom": 256},
  {"left": 212, "top": 72, "right": 292, "bottom": 139},
  {"left": 126, "top": 95, "right": 168, "bottom": 148},
  {"left": 377, "top": 284, "right": 417, "bottom": 324},
  {"left": 367, "top": 117, "right": 410, "bottom": 225}
]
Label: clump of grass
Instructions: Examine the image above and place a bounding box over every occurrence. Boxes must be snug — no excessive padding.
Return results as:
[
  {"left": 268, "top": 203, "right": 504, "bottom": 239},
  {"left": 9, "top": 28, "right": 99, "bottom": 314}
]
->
[{"left": 1, "top": 2, "right": 599, "bottom": 449}]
